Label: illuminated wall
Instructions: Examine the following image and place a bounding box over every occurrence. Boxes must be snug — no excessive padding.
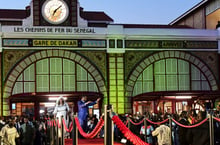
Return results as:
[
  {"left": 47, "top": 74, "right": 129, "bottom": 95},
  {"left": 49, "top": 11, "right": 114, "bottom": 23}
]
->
[{"left": 108, "top": 54, "right": 125, "bottom": 114}]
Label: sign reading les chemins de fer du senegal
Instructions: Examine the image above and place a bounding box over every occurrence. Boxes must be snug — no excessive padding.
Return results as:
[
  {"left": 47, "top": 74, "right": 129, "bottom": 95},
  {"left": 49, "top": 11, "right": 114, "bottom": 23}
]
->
[{"left": 12, "top": 27, "right": 95, "bottom": 34}]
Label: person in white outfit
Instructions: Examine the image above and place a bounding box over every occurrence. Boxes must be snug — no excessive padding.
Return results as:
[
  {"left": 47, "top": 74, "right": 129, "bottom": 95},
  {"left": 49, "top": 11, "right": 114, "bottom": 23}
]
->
[
  {"left": 152, "top": 124, "right": 171, "bottom": 145},
  {"left": 53, "top": 96, "right": 70, "bottom": 137}
]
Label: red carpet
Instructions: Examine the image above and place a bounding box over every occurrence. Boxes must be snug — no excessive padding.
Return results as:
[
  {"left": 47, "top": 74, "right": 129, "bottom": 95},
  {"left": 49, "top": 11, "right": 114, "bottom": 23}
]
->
[{"left": 65, "top": 138, "right": 123, "bottom": 145}]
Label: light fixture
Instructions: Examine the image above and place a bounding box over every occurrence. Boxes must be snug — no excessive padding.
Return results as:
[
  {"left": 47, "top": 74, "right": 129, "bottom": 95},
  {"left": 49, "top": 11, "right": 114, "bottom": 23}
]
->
[
  {"left": 48, "top": 97, "right": 67, "bottom": 101},
  {"left": 44, "top": 102, "right": 56, "bottom": 107},
  {"left": 40, "top": 110, "right": 45, "bottom": 113},
  {"left": 176, "top": 96, "right": 192, "bottom": 99}
]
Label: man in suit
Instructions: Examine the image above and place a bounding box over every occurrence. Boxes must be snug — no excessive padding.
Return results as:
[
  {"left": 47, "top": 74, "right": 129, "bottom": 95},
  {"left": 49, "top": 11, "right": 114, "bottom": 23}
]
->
[{"left": 77, "top": 96, "right": 100, "bottom": 132}]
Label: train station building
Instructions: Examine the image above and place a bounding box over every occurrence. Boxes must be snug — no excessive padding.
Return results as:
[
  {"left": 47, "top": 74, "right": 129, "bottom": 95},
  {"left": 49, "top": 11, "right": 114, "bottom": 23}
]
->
[{"left": 0, "top": 0, "right": 220, "bottom": 118}]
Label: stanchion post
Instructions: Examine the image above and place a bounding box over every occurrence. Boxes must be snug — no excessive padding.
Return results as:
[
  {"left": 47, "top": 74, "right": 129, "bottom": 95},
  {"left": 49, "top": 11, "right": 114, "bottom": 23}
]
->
[
  {"left": 56, "top": 118, "right": 59, "bottom": 145},
  {"left": 169, "top": 117, "right": 172, "bottom": 145},
  {"left": 104, "top": 104, "right": 113, "bottom": 145},
  {"left": 209, "top": 114, "right": 214, "bottom": 145},
  {"left": 52, "top": 119, "right": 55, "bottom": 145},
  {"left": 72, "top": 114, "right": 78, "bottom": 145},
  {"left": 127, "top": 117, "right": 131, "bottom": 130},
  {"left": 144, "top": 115, "right": 147, "bottom": 143},
  {"left": 61, "top": 116, "right": 64, "bottom": 145},
  {"left": 49, "top": 119, "right": 53, "bottom": 145}
]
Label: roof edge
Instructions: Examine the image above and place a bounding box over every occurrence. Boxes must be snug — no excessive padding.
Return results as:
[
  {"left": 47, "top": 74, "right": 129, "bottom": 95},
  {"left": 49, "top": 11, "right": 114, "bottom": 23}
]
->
[{"left": 169, "top": 0, "right": 209, "bottom": 25}]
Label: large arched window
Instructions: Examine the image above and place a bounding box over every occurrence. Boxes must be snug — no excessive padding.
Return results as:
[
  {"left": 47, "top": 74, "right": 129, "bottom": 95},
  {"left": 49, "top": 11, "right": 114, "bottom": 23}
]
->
[
  {"left": 133, "top": 58, "right": 211, "bottom": 96},
  {"left": 12, "top": 57, "right": 99, "bottom": 94}
]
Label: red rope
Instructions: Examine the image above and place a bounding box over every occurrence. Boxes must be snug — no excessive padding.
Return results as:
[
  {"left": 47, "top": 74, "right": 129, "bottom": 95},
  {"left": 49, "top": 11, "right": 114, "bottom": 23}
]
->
[
  {"left": 214, "top": 117, "right": 220, "bottom": 122},
  {"left": 146, "top": 118, "right": 169, "bottom": 125},
  {"left": 124, "top": 120, "right": 128, "bottom": 126},
  {"left": 62, "top": 119, "right": 73, "bottom": 132},
  {"left": 53, "top": 120, "right": 56, "bottom": 127},
  {"left": 129, "top": 119, "right": 144, "bottom": 126},
  {"left": 74, "top": 117, "right": 104, "bottom": 138},
  {"left": 112, "top": 115, "right": 149, "bottom": 145},
  {"left": 172, "top": 118, "right": 208, "bottom": 128}
]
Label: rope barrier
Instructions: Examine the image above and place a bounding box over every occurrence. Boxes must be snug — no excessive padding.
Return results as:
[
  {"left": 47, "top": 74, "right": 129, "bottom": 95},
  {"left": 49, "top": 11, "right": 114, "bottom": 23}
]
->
[
  {"left": 146, "top": 118, "right": 169, "bottom": 125},
  {"left": 124, "top": 120, "right": 128, "bottom": 126},
  {"left": 62, "top": 119, "right": 73, "bottom": 133},
  {"left": 112, "top": 115, "right": 149, "bottom": 145},
  {"left": 172, "top": 118, "right": 209, "bottom": 128},
  {"left": 214, "top": 117, "right": 220, "bottom": 122},
  {"left": 53, "top": 120, "right": 56, "bottom": 127},
  {"left": 74, "top": 117, "right": 104, "bottom": 139},
  {"left": 129, "top": 119, "right": 144, "bottom": 126}
]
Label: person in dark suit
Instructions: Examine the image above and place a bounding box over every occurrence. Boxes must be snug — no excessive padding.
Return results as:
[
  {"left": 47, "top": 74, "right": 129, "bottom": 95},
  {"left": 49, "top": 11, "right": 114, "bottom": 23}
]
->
[
  {"left": 77, "top": 96, "right": 100, "bottom": 132},
  {"left": 186, "top": 111, "right": 209, "bottom": 145},
  {"left": 178, "top": 111, "right": 190, "bottom": 145}
]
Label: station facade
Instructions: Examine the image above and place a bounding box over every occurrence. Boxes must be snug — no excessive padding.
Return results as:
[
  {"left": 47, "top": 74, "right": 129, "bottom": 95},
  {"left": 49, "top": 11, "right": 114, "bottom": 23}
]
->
[{"left": 0, "top": 0, "right": 220, "bottom": 117}]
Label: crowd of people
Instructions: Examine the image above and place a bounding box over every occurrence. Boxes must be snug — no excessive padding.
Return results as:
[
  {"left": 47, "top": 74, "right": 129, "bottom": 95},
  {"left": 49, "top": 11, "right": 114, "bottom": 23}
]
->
[
  {"left": 0, "top": 95, "right": 220, "bottom": 145},
  {"left": 0, "top": 115, "right": 47, "bottom": 145},
  {"left": 114, "top": 110, "right": 220, "bottom": 145}
]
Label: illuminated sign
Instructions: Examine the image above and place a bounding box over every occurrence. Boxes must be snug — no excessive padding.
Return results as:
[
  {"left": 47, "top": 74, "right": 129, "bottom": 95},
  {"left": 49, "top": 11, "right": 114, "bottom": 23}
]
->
[
  {"left": 82, "top": 40, "right": 106, "bottom": 48},
  {"left": 125, "top": 40, "right": 159, "bottom": 48},
  {"left": 162, "top": 41, "right": 183, "bottom": 48},
  {"left": 3, "top": 39, "right": 29, "bottom": 47},
  {"left": 32, "top": 40, "right": 78, "bottom": 47},
  {"left": 125, "top": 40, "right": 217, "bottom": 49}
]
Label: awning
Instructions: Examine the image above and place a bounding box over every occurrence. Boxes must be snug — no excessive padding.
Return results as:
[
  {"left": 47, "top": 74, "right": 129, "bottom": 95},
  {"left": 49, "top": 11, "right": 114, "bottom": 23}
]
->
[{"left": 133, "top": 90, "right": 220, "bottom": 101}]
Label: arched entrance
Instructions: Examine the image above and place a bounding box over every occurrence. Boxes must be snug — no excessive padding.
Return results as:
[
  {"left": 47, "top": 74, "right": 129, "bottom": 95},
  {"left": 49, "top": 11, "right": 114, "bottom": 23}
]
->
[
  {"left": 3, "top": 49, "right": 107, "bottom": 117},
  {"left": 126, "top": 51, "right": 219, "bottom": 114}
]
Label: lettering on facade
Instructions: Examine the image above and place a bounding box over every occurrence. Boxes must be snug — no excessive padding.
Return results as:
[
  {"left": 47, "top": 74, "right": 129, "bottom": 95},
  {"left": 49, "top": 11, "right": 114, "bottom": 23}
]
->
[
  {"left": 125, "top": 40, "right": 159, "bottom": 48},
  {"left": 33, "top": 40, "right": 78, "bottom": 47},
  {"left": 13, "top": 27, "right": 96, "bottom": 34},
  {"left": 162, "top": 41, "right": 183, "bottom": 48}
]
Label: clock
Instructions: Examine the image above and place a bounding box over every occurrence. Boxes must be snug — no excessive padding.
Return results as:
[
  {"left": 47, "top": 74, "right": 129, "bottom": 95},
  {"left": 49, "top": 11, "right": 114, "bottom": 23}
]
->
[{"left": 41, "top": 0, "right": 69, "bottom": 24}]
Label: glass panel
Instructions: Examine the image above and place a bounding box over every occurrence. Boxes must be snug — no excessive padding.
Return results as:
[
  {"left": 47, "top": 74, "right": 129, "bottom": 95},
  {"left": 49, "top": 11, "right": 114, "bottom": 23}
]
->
[
  {"left": 143, "top": 65, "right": 153, "bottom": 81},
  {"left": 88, "top": 82, "right": 98, "bottom": 92},
  {"left": 155, "top": 75, "right": 166, "bottom": 91},
  {"left": 133, "top": 82, "right": 142, "bottom": 96},
  {"left": 191, "top": 81, "right": 201, "bottom": 90},
  {"left": 36, "top": 75, "right": 49, "bottom": 92},
  {"left": 63, "top": 75, "right": 75, "bottom": 91},
  {"left": 143, "top": 81, "right": 153, "bottom": 92},
  {"left": 167, "top": 75, "right": 178, "bottom": 90},
  {"left": 77, "top": 64, "right": 87, "bottom": 81},
  {"left": 201, "top": 73, "right": 207, "bottom": 80},
  {"left": 50, "top": 58, "right": 62, "bottom": 74},
  {"left": 137, "top": 74, "right": 142, "bottom": 81},
  {"left": 178, "top": 60, "right": 189, "bottom": 74},
  {"left": 17, "top": 74, "right": 23, "bottom": 81},
  {"left": 24, "top": 64, "right": 35, "bottom": 81},
  {"left": 24, "top": 82, "right": 35, "bottom": 92},
  {"left": 50, "top": 75, "right": 62, "bottom": 91},
  {"left": 36, "top": 59, "right": 49, "bottom": 74},
  {"left": 77, "top": 82, "right": 88, "bottom": 91},
  {"left": 191, "top": 65, "right": 200, "bottom": 80},
  {"left": 154, "top": 60, "right": 165, "bottom": 75},
  {"left": 166, "top": 59, "right": 177, "bottom": 74},
  {"left": 179, "top": 75, "right": 190, "bottom": 90},
  {"left": 13, "top": 82, "right": 23, "bottom": 94},
  {"left": 88, "top": 74, "right": 93, "bottom": 81},
  {"left": 63, "top": 59, "right": 75, "bottom": 74},
  {"left": 202, "top": 81, "right": 210, "bottom": 90}
]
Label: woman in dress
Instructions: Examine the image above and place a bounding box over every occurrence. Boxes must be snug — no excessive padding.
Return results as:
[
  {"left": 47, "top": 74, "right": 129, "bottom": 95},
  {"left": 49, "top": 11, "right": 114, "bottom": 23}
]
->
[{"left": 53, "top": 96, "right": 70, "bottom": 137}]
